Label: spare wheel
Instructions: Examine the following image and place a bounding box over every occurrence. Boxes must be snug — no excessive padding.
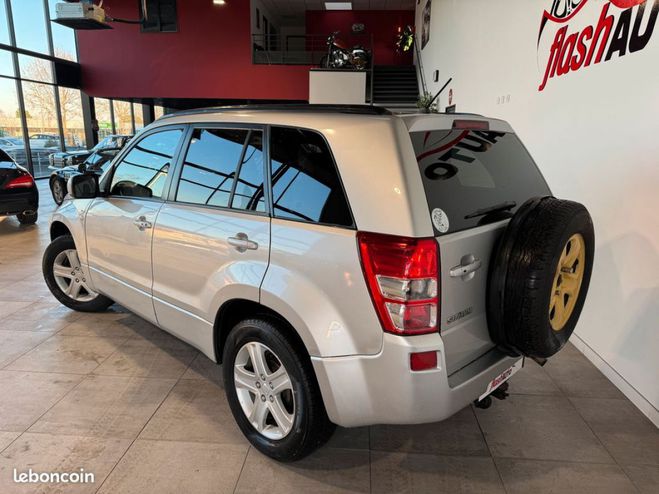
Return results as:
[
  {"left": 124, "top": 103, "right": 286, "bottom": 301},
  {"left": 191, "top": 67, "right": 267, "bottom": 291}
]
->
[{"left": 487, "top": 196, "right": 595, "bottom": 358}]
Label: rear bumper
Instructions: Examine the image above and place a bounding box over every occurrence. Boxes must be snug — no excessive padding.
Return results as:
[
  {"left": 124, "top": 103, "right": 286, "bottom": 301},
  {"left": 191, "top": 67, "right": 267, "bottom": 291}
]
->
[
  {"left": 312, "top": 332, "right": 520, "bottom": 427},
  {"left": 0, "top": 189, "right": 39, "bottom": 216}
]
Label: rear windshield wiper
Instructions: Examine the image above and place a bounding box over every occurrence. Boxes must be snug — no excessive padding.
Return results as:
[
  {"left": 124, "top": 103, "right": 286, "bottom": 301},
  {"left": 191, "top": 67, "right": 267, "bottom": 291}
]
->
[{"left": 464, "top": 200, "right": 517, "bottom": 219}]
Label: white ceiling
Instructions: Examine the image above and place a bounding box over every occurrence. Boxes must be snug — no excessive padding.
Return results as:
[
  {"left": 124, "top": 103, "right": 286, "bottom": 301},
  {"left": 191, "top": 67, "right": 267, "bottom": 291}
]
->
[{"left": 259, "top": 0, "right": 417, "bottom": 16}]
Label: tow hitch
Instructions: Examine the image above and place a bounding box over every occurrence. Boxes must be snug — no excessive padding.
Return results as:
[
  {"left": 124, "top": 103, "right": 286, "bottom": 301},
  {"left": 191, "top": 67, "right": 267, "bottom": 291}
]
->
[{"left": 473, "top": 381, "right": 510, "bottom": 409}]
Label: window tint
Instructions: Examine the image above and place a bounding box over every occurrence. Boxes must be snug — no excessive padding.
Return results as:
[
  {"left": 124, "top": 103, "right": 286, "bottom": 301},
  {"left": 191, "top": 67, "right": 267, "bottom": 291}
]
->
[
  {"left": 110, "top": 129, "right": 181, "bottom": 198},
  {"left": 410, "top": 130, "right": 551, "bottom": 235},
  {"left": 0, "top": 149, "right": 12, "bottom": 162},
  {"left": 176, "top": 128, "right": 265, "bottom": 212},
  {"left": 270, "top": 127, "right": 352, "bottom": 227}
]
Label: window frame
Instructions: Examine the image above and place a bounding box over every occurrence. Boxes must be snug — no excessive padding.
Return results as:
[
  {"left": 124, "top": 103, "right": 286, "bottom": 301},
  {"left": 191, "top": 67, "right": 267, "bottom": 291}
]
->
[
  {"left": 101, "top": 123, "right": 187, "bottom": 203},
  {"left": 167, "top": 123, "right": 270, "bottom": 218}
]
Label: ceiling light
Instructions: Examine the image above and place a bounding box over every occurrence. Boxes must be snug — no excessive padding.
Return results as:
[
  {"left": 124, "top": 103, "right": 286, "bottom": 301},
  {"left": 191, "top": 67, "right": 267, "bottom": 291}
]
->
[
  {"left": 325, "top": 2, "right": 352, "bottom": 10},
  {"left": 213, "top": 0, "right": 226, "bottom": 5}
]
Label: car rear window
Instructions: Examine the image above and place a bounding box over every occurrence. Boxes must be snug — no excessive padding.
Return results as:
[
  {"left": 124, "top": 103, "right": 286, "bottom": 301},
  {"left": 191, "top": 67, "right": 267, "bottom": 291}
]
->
[
  {"left": 410, "top": 129, "right": 551, "bottom": 235},
  {"left": 0, "top": 150, "right": 11, "bottom": 162}
]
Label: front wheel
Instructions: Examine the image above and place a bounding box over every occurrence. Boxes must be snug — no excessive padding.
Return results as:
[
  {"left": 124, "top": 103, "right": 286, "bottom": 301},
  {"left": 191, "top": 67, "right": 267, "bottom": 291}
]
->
[
  {"left": 223, "top": 318, "right": 335, "bottom": 461},
  {"left": 50, "top": 177, "right": 66, "bottom": 205},
  {"left": 16, "top": 210, "right": 38, "bottom": 225},
  {"left": 42, "top": 235, "right": 114, "bottom": 312}
]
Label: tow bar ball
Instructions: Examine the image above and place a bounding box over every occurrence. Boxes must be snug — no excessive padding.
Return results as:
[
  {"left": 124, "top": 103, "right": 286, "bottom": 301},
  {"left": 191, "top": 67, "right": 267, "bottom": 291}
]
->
[{"left": 473, "top": 381, "right": 510, "bottom": 409}]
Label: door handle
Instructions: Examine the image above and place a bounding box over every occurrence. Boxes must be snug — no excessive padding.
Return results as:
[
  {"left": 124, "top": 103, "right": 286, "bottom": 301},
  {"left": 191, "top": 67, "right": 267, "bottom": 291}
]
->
[
  {"left": 133, "top": 215, "right": 152, "bottom": 231},
  {"left": 228, "top": 232, "right": 258, "bottom": 253},
  {"left": 449, "top": 256, "right": 482, "bottom": 280}
]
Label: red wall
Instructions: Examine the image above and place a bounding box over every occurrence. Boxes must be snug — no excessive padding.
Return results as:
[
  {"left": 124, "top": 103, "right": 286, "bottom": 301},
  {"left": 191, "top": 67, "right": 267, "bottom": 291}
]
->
[
  {"left": 77, "top": 0, "right": 311, "bottom": 100},
  {"left": 305, "top": 10, "right": 414, "bottom": 66}
]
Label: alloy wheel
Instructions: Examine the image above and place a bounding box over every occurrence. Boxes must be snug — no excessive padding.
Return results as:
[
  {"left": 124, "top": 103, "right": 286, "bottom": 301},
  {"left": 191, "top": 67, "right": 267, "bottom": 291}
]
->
[
  {"left": 234, "top": 341, "right": 295, "bottom": 440},
  {"left": 52, "top": 249, "right": 98, "bottom": 303},
  {"left": 549, "top": 233, "right": 586, "bottom": 331}
]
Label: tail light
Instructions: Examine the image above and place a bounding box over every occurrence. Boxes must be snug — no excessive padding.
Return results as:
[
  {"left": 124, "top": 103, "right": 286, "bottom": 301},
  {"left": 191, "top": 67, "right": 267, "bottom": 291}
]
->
[
  {"left": 3, "top": 173, "right": 34, "bottom": 190},
  {"left": 358, "top": 232, "right": 439, "bottom": 335}
]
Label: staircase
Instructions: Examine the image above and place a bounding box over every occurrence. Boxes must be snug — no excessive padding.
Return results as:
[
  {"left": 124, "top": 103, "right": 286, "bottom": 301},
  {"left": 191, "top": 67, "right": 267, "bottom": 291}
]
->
[{"left": 371, "top": 65, "right": 419, "bottom": 108}]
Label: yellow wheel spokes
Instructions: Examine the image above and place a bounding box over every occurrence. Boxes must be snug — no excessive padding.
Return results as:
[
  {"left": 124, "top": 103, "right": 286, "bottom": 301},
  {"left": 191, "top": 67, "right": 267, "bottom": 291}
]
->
[{"left": 549, "top": 234, "right": 586, "bottom": 331}]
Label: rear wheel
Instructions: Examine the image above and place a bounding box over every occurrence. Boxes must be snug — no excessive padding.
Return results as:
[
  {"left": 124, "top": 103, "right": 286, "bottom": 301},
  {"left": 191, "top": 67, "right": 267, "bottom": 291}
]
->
[
  {"left": 50, "top": 177, "right": 66, "bottom": 205},
  {"left": 16, "top": 210, "right": 37, "bottom": 225},
  {"left": 43, "top": 235, "right": 114, "bottom": 312},
  {"left": 223, "top": 318, "right": 335, "bottom": 461}
]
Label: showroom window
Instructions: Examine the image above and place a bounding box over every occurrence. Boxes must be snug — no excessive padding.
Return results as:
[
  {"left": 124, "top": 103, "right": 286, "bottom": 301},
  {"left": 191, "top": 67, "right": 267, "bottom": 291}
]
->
[
  {"left": 0, "top": 0, "right": 84, "bottom": 177},
  {"left": 269, "top": 127, "right": 352, "bottom": 227}
]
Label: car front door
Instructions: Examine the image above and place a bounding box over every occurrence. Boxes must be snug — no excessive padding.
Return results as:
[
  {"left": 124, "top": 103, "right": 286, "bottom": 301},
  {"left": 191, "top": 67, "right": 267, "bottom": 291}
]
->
[
  {"left": 151, "top": 126, "right": 270, "bottom": 353},
  {"left": 85, "top": 126, "right": 186, "bottom": 323}
]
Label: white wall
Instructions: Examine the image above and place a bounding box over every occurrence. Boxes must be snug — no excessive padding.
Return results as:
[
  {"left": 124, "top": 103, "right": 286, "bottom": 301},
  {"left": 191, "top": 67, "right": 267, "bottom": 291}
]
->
[{"left": 415, "top": 0, "right": 659, "bottom": 423}]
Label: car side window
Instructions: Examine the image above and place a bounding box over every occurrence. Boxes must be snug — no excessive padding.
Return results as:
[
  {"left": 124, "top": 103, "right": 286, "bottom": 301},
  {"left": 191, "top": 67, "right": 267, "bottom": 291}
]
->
[
  {"left": 109, "top": 129, "right": 182, "bottom": 199},
  {"left": 270, "top": 127, "right": 352, "bottom": 227},
  {"left": 176, "top": 128, "right": 266, "bottom": 212}
]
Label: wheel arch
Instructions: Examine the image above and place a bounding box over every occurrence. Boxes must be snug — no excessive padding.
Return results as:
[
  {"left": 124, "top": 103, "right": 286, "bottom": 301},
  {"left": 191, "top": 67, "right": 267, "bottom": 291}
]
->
[
  {"left": 213, "top": 298, "right": 310, "bottom": 365},
  {"left": 50, "top": 220, "right": 72, "bottom": 241}
]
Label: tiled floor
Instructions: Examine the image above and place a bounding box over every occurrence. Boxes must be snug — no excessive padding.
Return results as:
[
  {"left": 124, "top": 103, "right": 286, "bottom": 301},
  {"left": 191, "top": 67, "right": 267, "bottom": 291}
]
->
[{"left": 0, "top": 181, "right": 657, "bottom": 493}]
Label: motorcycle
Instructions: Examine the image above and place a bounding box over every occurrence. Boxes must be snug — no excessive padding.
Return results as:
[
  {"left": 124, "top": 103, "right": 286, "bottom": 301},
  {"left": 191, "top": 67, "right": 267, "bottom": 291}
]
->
[{"left": 320, "top": 31, "right": 371, "bottom": 70}]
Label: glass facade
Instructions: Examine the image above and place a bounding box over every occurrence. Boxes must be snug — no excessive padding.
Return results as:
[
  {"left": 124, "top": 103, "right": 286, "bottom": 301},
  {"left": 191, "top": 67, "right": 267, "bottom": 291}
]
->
[{"left": 0, "top": 1, "right": 152, "bottom": 177}]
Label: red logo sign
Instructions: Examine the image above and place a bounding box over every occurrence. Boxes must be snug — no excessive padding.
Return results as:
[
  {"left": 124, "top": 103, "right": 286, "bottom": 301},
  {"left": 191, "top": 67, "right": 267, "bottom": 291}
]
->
[{"left": 538, "top": 0, "right": 658, "bottom": 91}]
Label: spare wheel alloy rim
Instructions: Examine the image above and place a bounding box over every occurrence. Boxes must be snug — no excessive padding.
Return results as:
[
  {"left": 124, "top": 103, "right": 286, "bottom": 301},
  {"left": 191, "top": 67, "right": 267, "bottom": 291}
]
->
[
  {"left": 549, "top": 233, "right": 585, "bottom": 331},
  {"left": 53, "top": 249, "right": 98, "bottom": 302},
  {"left": 234, "top": 341, "right": 295, "bottom": 440}
]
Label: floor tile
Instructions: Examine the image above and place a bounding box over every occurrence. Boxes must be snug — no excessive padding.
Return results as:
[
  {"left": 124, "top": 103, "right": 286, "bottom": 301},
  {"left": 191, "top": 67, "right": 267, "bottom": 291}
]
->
[
  {"left": 29, "top": 375, "right": 176, "bottom": 439},
  {"left": 6, "top": 300, "right": 83, "bottom": 323},
  {"left": 140, "top": 379, "right": 245, "bottom": 445},
  {"left": 0, "top": 301, "right": 32, "bottom": 320},
  {"left": 544, "top": 344, "right": 625, "bottom": 399},
  {"left": 181, "top": 353, "right": 223, "bottom": 384},
  {"left": 0, "top": 331, "right": 52, "bottom": 368},
  {"left": 0, "top": 370, "right": 82, "bottom": 432},
  {"left": 622, "top": 464, "right": 659, "bottom": 493},
  {"left": 6, "top": 335, "right": 127, "bottom": 374},
  {"left": 0, "top": 317, "right": 69, "bottom": 333},
  {"left": 0, "top": 432, "right": 20, "bottom": 452},
  {"left": 92, "top": 338, "right": 197, "bottom": 379},
  {"left": 97, "top": 439, "right": 248, "bottom": 494},
  {"left": 371, "top": 451, "right": 505, "bottom": 493},
  {"left": 0, "top": 432, "right": 131, "bottom": 494},
  {"left": 570, "top": 397, "right": 659, "bottom": 466},
  {"left": 474, "top": 394, "right": 613, "bottom": 463},
  {"left": 327, "top": 427, "right": 370, "bottom": 450},
  {"left": 370, "top": 407, "right": 489, "bottom": 456},
  {"left": 495, "top": 458, "right": 637, "bottom": 494},
  {"left": 508, "top": 361, "right": 562, "bottom": 396},
  {"left": 235, "top": 447, "right": 370, "bottom": 494}
]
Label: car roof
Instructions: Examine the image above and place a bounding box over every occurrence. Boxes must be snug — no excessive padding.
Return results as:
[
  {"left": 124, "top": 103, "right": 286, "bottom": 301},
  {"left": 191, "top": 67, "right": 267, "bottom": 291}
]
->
[{"left": 155, "top": 104, "right": 513, "bottom": 132}]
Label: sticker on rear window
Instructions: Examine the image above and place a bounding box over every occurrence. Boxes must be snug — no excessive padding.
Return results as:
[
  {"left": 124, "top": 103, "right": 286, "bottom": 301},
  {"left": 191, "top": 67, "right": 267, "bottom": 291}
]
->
[{"left": 431, "top": 208, "right": 450, "bottom": 233}]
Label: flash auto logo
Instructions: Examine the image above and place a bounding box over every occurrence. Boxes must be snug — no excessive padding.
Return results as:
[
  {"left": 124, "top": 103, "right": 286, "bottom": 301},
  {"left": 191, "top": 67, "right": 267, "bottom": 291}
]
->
[{"left": 538, "top": 0, "right": 658, "bottom": 91}]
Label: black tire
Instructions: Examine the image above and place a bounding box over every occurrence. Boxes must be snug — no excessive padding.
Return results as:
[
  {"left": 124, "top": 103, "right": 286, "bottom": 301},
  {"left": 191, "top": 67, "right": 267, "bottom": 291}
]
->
[
  {"left": 16, "top": 210, "right": 38, "bottom": 225},
  {"left": 50, "top": 177, "right": 66, "bottom": 205},
  {"left": 223, "top": 318, "right": 335, "bottom": 461},
  {"left": 487, "top": 197, "right": 594, "bottom": 358},
  {"left": 319, "top": 55, "right": 329, "bottom": 68},
  {"left": 42, "top": 235, "right": 114, "bottom": 312}
]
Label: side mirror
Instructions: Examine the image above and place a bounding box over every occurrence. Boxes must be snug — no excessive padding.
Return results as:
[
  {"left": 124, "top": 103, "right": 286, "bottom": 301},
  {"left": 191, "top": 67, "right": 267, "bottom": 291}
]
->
[{"left": 68, "top": 173, "right": 99, "bottom": 199}]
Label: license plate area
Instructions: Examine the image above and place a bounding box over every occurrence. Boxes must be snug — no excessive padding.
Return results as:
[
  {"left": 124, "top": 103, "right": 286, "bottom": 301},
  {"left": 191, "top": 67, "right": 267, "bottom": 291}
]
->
[{"left": 478, "top": 359, "right": 523, "bottom": 401}]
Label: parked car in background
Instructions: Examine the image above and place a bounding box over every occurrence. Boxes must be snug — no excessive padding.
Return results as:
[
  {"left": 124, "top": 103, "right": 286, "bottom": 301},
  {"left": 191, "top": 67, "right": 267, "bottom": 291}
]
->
[
  {"left": 0, "top": 148, "right": 38, "bottom": 225},
  {"left": 49, "top": 135, "right": 132, "bottom": 169},
  {"left": 49, "top": 148, "right": 122, "bottom": 205},
  {"left": 0, "top": 137, "right": 23, "bottom": 149},
  {"left": 42, "top": 105, "right": 594, "bottom": 461},
  {"left": 30, "top": 134, "right": 61, "bottom": 148}
]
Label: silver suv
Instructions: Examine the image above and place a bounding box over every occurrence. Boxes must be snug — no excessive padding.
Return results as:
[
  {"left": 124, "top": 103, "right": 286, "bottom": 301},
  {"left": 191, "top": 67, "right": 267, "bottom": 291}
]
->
[{"left": 43, "top": 105, "right": 594, "bottom": 461}]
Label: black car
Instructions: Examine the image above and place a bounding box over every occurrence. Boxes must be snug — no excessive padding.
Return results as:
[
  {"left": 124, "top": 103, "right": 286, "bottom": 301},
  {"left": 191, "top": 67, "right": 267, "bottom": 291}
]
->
[
  {"left": 48, "top": 134, "right": 132, "bottom": 169},
  {"left": 0, "top": 149, "right": 39, "bottom": 225},
  {"left": 49, "top": 148, "right": 121, "bottom": 205}
]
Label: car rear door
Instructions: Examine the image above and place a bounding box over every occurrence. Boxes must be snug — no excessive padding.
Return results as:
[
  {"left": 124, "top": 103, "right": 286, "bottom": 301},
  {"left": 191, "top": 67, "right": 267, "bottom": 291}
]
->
[
  {"left": 151, "top": 125, "right": 270, "bottom": 352},
  {"left": 408, "top": 122, "right": 551, "bottom": 375}
]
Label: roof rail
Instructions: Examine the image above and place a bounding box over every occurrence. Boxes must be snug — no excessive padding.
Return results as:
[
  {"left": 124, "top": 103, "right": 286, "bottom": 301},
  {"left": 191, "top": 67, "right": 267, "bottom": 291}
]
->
[{"left": 160, "top": 104, "right": 394, "bottom": 119}]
